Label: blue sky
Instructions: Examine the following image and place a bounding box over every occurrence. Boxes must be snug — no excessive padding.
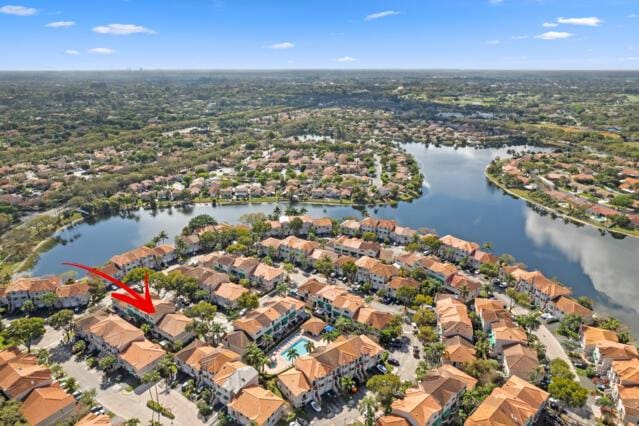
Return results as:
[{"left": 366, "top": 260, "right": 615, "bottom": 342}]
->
[{"left": 1, "top": 0, "right": 638, "bottom": 70}]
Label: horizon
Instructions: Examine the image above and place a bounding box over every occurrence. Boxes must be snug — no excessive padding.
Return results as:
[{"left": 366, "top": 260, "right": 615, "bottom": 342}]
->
[{"left": 1, "top": 0, "right": 638, "bottom": 71}]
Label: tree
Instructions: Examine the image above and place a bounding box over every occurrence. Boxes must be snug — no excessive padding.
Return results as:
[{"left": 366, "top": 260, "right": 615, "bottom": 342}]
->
[
  {"left": 0, "top": 399, "right": 27, "bottom": 426},
  {"left": 261, "top": 333, "right": 274, "bottom": 349},
  {"left": 284, "top": 347, "right": 299, "bottom": 364},
  {"left": 423, "top": 342, "right": 445, "bottom": 366},
  {"left": 315, "top": 256, "right": 334, "bottom": 276},
  {"left": 358, "top": 395, "right": 378, "bottom": 426},
  {"left": 366, "top": 373, "right": 401, "bottom": 412},
  {"left": 461, "top": 359, "right": 502, "bottom": 386},
  {"left": 238, "top": 292, "right": 259, "bottom": 310},
  {"left": 48, "top": 309, "right": 75, "bottom": 342},
  {"left": 417, "top": 325, "right": 438, "bottom": 344},
  {"left": 458, "top": 384, "right": 496, "bottom": 421},
  {"left": 185, "top": 301, "right": 220, "bottom": 344},
  {"left": 341, "top": 260, "right": 358, "bottom": 282},
  {"left": 515, "top": 312, "right": 541, "bottom": 332},
  {"left": 557, "top": 313, "right": 584, "bottom": 339},
  {"left": 72, "top": 340, "right": 86, "bottom": 355},
  {"left": 6, "top": 317, "right": 45, "bottom": 352},
  {"left": 396, "top": 286, "right": 418, "bottom": 306},
  {"left": 288, "top": 217, "right": 303, "bottom": 235},
  {"left": 21, "top": 299, "right": 35, "bottom": 315},
  {"left": 304, "top": 339, "right": 315, "bottom": 354},
  {"left": 340, "top": 375, "right": 355, "bottom": 393},
  {"left": 599, "top": 317, "right": 621, "bottom": 332},
  {"left": 41, "top": 292, "right": 58, "bottom": 310},
  {"left": 548, "top": 377, "right": 588, "bottom": 407},
  {"left": 576, "top": 296, "right": 593, "bottom": 310},
  {"left": 362, "top": 231, "right": 377, "bottom": 242},
  {"left": 244, "top": 343, "right": 267, "bottom": 374},
  {"left": 98, "top": 355, "right": 117, "bottom": 371}
]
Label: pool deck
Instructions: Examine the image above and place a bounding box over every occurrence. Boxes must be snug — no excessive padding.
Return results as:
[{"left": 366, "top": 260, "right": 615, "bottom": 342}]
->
[{"left": 265, "top": 331, "right": 326, "bottom": 374}]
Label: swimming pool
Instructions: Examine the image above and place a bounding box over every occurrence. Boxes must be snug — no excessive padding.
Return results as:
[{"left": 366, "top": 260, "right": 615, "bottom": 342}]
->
[{"left": 282, "top": 338, "right": 312, "bottom": 361}]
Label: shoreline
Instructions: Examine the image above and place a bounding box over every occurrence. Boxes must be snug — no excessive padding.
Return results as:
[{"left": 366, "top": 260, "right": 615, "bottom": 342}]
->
[{"left": 484, "top": 169, "right": 639, "bottom": 240}]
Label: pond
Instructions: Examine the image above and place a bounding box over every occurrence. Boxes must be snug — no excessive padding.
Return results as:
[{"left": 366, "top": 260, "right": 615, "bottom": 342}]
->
[{"left": 30, "top": 144, "right": 639, "bottom": 334}]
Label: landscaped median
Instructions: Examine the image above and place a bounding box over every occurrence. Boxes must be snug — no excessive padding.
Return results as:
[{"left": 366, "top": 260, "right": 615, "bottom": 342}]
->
[{"left": 146, "top": 399, "right": 175, "bottom": 419}]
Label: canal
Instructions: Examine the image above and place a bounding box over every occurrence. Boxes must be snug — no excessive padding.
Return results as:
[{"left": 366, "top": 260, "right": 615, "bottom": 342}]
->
[{"left": 30, "top": 144, "right": 639, "bottom": 334}]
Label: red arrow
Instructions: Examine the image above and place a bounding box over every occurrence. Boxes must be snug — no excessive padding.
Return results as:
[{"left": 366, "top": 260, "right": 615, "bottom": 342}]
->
[{"left": 63, "top": 262, "right": 156, "bottom": 314}]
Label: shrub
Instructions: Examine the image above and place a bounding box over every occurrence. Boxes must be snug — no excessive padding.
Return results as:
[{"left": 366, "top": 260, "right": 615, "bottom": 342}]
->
[{"left": 146, "top": 400, "right": 175, "bottom": 419}]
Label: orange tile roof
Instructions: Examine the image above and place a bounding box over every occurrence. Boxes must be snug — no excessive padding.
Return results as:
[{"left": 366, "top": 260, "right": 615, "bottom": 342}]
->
[
  {"left": 492, "top": 320, "right": 528, "bottom": 345},
  {"left": 20, "top": 385, "right": 75, "bottom": 426},
  {"left": 618, "top": 386, "right": 639, "bottom": 419},
  {"left": 301, "top": 317, "right": 327, "bottom": 336},
  {"left": 611, "top": 359, "right": 639, "bottom": 385},
  {"left": 391, "top": 388, "right": 442, "bottom": 426},
  {"left": 0, "top": 355, "right": 51, "bottom": 399},
  {"left": 376, "top": 416, "right": 410, "bottom": 426},
  {"left": 555, "top": 297, "right": 592, "bottom": 318},
  {"left": 439, "top": 235, "right": 479, "bottom": 253},
  {"left": 388, "top": 276, "right": 420, "bottom": 291},
  {"left": 75, "top": 413, "right": 112, "bottom": 425},
  {"left": 229, "top": 386, "right": 284, "bottom": 426},
  {"left": 582, "top": 326, "right": 618, "bottom": 348},
  {"left": 596, "top": 341, "right": 639, "bottom": 361},
  {"left": 120, "top": 339, "right": 166, "bottom": 373},
  {"left": 157, "top": 313, "right": 192, "bottom": 338},
  {"left": 503, "top": 344, "right": 540, "bottom": 379},
  {"left": 55, "top": 281, "right": 90, "bottom": 298},
  {"left": 252, "top": 263, "right": 285, "bottom": 282},
  {"left": 110, "top": 246, "right": 156, "bottom": 268},
  {"left": 277, "top": 368, "right": 312, "bottom": 398},
  {"left": 298, "top": 278, "right": 326, "bottom": 296},
  {"left": 214, "top": 282, "right": 249, "bottom": 302},
  {"left": 87, "top": 314, "right": 145, "bottom": 351},
  {"left": 444, "top": 336, "right": 477, "bottom": 365},
  {"left": 6, "top": 276, "right": 61, "bottom": 293},
  {"left": 175, "top": 340, "right": 219, "bottom": 371},
  {"left": 200, "top": 348, "right": 242, "bottom": 375},
  {"left": 354, "top": 307, "right": 394, "bottom": 329}
]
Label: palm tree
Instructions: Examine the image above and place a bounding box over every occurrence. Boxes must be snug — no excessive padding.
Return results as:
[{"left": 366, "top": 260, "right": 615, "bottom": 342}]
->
[
  {"left": 423, "top": 342, "right": 445, "bottom": 366},
  {"left": 474, "top": 336, "right": 490, "bottom": 360},
  {"left": 142, "top": 371, "right": 161, "bottom": 423},
  {"left": 210, "top": 321, "right": 225, "bottom": 346},
  {"left": 284, "top": 347, "right": 299, "bottom": 365},
  {"left": 358, "top": 395, "right": 378, "bottom": 426},
  {"left": 304, "top": 340, "right": 315, "bottom": 354},
  {"left": 459, "top": 284, "right": 470, "bottom": 302},
  {"left": 515, "top": 312, "right": 541, "bottom": 332},
  {"left": 157, "top": 230, "right": 168, "bottom": 244},
  {"left": 339, "top": 375, "right": 355, "bottom": 393},
  {"left": 261, "top": 333, "right": 274, "bottom": 349}
]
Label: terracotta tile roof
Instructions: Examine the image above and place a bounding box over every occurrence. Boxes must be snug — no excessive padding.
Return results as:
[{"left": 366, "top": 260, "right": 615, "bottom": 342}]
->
[
  {"left": 252, "top": 263, "right": 285, "bottom": 282},
  {"left": 492, "top": 320, "right": 528, "bottom": 346},
  {"left": 212, "top": 360, "right": 258, "bottom": 393},
  {"left": 200, "top": 348, "right": 242, "bottom": 375},
  {"left": 388, "top": 276, "right": 420, "bottom": 291},
  {"left": 436, "top": 295, "right": 473, "bottom": 339},
  {"left": 372, "top": 262, "right": 399, "bottom": 279},
  {"left": 75, "top": 413, "right": 112, "bottom": 425},
  {"left": 354, "top": 307, "right": 394, "bottom": 329},
  {"left": 465, "top": 376, "right": 548, "bottom": 426},
  {"left": 157, "top": 313, "right": 192, "bottom": 338},
  {"left": 281, "top": 236, "right": 320, "bottom": 253},
  {"left": 224, "top": 330, "right": 252, "bottom": 352},
  {"left": 472, "top": 250, "right": 498, "bottom": 264},
  {"left": 214, "top": 282, "right": 249, "bottom": 302},
  {"left": 55, "top": 281, "right": 90, "bottom": 298},
  {"left": 391, "top": 388, "right": 441, "bottom": 425},
  {"left": 355, "top": 255, "right": 380, "bottom": 270},
  {"left": 428, "top": 261, "right": 458, "bottom": 278},
  {"left": 20, "top": 385, "right": 75, "bottom": 426},
  {"left": 0, "top": 354, "right": 51, "bottom": 399},
  {"left": 153, "top": 244, "right": 176, "bottom": 257},
  {"left": 229, "top": 386, "right": 284, "bottom": 426},
  {"left": 340, "top": 219, "right": 361, "bottom": 230},
  {"left": 120, "top": 339, "right": 166, "bottom": 373},
  {"left": 6, "top": 275, "right": 61, "bottom": 293},
  {"left": 582, "top": 326, "right": 618, "bottom": 348},
  {"left": 233, "top": 256, "right": 260, "bottom": 274},
  {"left": 313, "top": 217, "right": 333, "bottom": 227},
  {"left": 277, "top": 368, "right": 312, "bottom": 398},
  {"left": 259, "top": 237, "right": 282, "bottom": 250},
  {"left": 447, "top": 274, "right": 482, "bottom": 293},
  {"left": 439, "top": 235, "right": 479, "bottom": 253},
  {"left": 611, "top": 359, "right": 639, "bottom": 385},
  {"left": 444, "top": 336, "right": 477, "bottom": 364},
  {"left": 555, "top": 297, "right": 592, "bottom": 318},
  {"left": 232, "top": 296, "right": 304, "bottom": 336},
  {"left": 301, "top": 317, "right": 327, "bottom": 336},
  {"left": 310, "top": 248, "right": 339, "bottom": 262},
  {"left": 618, "top": 386, "right": 639, "bottom": 419},
  {"left": 504, "top": 344, "right": 540, "bottom": 379},
  {"left": 596, "top": 341, "right": 639, "bottom": 361},
  {"left": 87, "top": 314, "right": 145, "bottom": 351},
  {"left": 110, "top": 246, "right": 156, "bottom": 268},
  {"left": 175, "top": 340, "right": 219, "bottom": 371},
  {"left": 298, "top": 278, "right": 326, "bottom": 296},
  {"left": 376, "top": 415, "right": 409, "bottom": 426},
  {"left": 0, "top": 347, "right": 22, "bottom": 368}
]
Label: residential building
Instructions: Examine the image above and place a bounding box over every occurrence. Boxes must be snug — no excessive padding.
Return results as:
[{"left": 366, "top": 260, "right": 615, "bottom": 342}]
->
[
  {"left": 0, "top": 352, "right": 52, "bottom": 400},
  {"left": 609, "top": 359, "right": 639, "bottom": 424},
  {"left": 277, "top": 335, "right": 384, "bottom": 408},
  {"left": 119, "top": 339, "right": 166, "bottom": 377},
  {"left": 465, "top": 376, "right": 549, "bottom": 426},
  {"left": 76, "top": 312, "right": 145, "bottom": 356},
  {"left": 232, "top": 296, "right": 307, "bottom": 345},
  {"left": 339, "top": 219, "right": 361, "bottom": 236},
  {"left": 228, "top": 386, "right": 285, "bottom": 426},
  {"left": 231, "top": 257, "right": 260, "bottom": 280},
  {"left": 1, "top": 276, "right": 61, "bottom": 312},
  {"left": 279, "top": 236, "right": 320, "bottom": 264},
  {"left": 20, "top": 385, "right": 76, "bottom": 426},
  {"left": 435, "top": 295, "right": 473, "bottom": 342},
  {"left": 354, "top": 256, "right": 398, "bottom": 289},
  {"left": 331, "top": 236, "right": 380, "bottom": 258},
  {"left": 503, "top": 343, "right": 540, "bottom": 380},
  {"left": 209, "top": 360, "right": 259, "bottom": 405},
  {"left": 438, "top": 235, "right": 479, "bottom": 262},
  {"left": 581, "top": 325, "right": 618, "bottom": 355},
  {"left": 212, "top": 282, "right": 249, "bottom": 309},
  {"left": 155, "top": 313, "right": 194, "bottom": 345},
  {"left": 444, "top": 274, "right": 482, "bottom": 302},
  {"left": 592, "top": 341, "right": 639, "bottom": 375},
  {"left": 390, "top": 226, "right": 417, "bottom": 245},
  {"left": 489, "top": 320, "right": 528, "bottom": 356},
  {"left": 386, "top": 276, "right": 420, "bottom": 299},
  {"left": 443, "top": 336, "right": 476, "bottom": 368},
  {"left": 54, "top": 281, "right": 90, "bottom": 308},
  {"left": 548, "top": 296, "right": 594, "bottom": 324},
  {"left": 311, "top": 217, "right": 333, "bottom": 236},
  {"left": 251, "top": 263, "right": 287, "bottom": 291},
  {"left": 110, "top": 246, "right": 158, "bottom": 275},
  {"left": 473, "top": 298, "right": 510, "bottom": 333}
]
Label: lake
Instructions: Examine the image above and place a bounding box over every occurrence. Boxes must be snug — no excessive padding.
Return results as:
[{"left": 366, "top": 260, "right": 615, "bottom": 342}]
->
[{"left": 31, "top": 144, "right": 639, "bottom": 334}]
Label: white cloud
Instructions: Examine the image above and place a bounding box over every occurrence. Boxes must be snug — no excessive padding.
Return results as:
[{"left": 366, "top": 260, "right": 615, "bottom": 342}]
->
[
  {"left": 88, "top": 47, "right": 115, "bottom": 54},
  {"left": 0, "top": 5, "right": 36, "bottom": 15},
  {"left": 557, "top": 17, "right": 602, "bottom": 27},
  {"left": 542, "top": 22, "right": 558, "bottom": 28},
  {"left": 489, "top": 0, "right": 503, "bottom": 4},
  {"left": 337, "top": 56, "right": 356, "bottom": 62},
  {"left": 46, "top": 21, "right": 75, "bottom": 28},
  {"left": 629, "top": 14, "right": 638, "bottom": 19},
  {"left": 535, "top": 31, "right": 573, "bottom": 40},
  {"left": 512, "top": 35, "right": 529, "bottom": 40},
  {"left": 264, "top": 42, "right": 294, "bottom": 49},
  {"left": 93, "top": 23, "right": 155, "bottom": 35},
  {"left": 364, "top": 10, "right": 399, "bottom": 21},
  {"left": 486, "top": 39, "right": 501, "bottom": 45},
  {"left": 64, "top": 49, "right": 80, "bottom": 55}
]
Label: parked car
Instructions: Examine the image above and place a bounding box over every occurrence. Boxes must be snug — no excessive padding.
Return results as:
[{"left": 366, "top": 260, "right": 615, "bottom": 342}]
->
[
  {"left": 389, "top": 338, "right": 403, "bottom": 348},
  {"left": 310, "top": 401, "right": 322, "bottom": 413},
  {"left": 72, "top": 390, "right": 82, "bottom": 399},
  {"left": 376, "top": 364, "right": 388, "bottom": 374},
  {"left": 388, "top": 358, "right": 400, "bottom": 366},
  {"left": 541, "top": 312, "right": 557, "bottom": 322}
]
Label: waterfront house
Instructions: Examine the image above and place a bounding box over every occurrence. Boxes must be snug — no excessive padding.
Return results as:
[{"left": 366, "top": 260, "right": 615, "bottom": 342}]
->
[
  {"left": 339, "top": 219, "right": 361, "bottom": 236},
  {"left": 153, "top": 244, "right": 177, "bottom": 266},
  {"left": 390, "top": 226, "right": 417, "bottom": 245},
  {"left": 444, "top": 274, "right": 482, "bottom": 302},
  {"left": 581, "top": 325, "right": 618, "bottom": 355},
  {"left": 608, "top": 359, "right": 639, "bottom": 424},
  {"left": 110, "top": 246, "right": 158, "bottom": 275},
  {"left": 465, "top": 375, "right": 549, "bottom": 426},
  {"left": 548, "top": 296, "right": 594, "bottom": 324},
  {"left": 438, "top": 235, "right": 479, "bottom": 262},
  {"left": 54, "top": 281, "right": 90, "bottom": 309},
  {"left": 311, "top": 217, "right": 333, "bottom": 236},
  {"left": 331, "top": 236, "right": 380, "bottom": 258},
  {"left": 592, "top": 341, "right": 639, "bottom": 375},
  {"left": 469, "top": 250, "right": 498, "bottom": 270},
  {"left": 227, "top": 385, "right": 285, "bottom": 426},
  {"left": 277, "top": 335, "right": 384, "bottom": 408},
  {"left": 1, "top": 276, "right": 61, "bottom": 312}
]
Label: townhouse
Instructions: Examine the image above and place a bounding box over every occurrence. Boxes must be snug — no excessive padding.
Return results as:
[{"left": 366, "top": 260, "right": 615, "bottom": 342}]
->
[
  {"left": 170, "top": 265, "right": 231, "bottom": 301},
  {"left": 251, "top": 263, "right": 287, "bottom": 291},
  {"left": 54, "top": 281, "right": 90, "bottom": 308},
  {"left": 473, "top": 298, "right": 510, "bottom": 333},
  {"left": 110, "top": 246, "right": 159, "bottom": 276},
  {"left": 212, "top": 282, "right": 249, "bottom": 309},
  {"left": 232, "top": 296, "right": 307, "bottom": 346},
  {"left": 176, "top": 234, "right": 202, "bottom": 255},
  {"left": 424, "top": 261, "right": 458, "bottom": 285},
  {"left": 390, "top": 226, "right": 417, "bottom": 245},
  {"left": 581, "top": 325, "right": 619, "bottom": 356},
  {"left": 435, "top": 295, "right": 473, "bottom": 342},
  {"left": 279, "top": 236, "right": 320, "bottom": 265},
  {"left": 608, "top": 359, "right": 639, "bottom": 424},
  {"left": 465, "top": 376, "right": 549, "bottom": 426},
  {"left": 257, "top": 237, "right": 283, "bottom": 258},
  {"left": 592, "top": 341, "right": 639, "bottom": 375},
  {"left": 354, "top": 256, "right": 398, "bottom": 289},
  {"left": 75, "top": 413, "right": 112, "bottom": 425},
  {"left": 228, "top": 386, "right": 285, "bottom": 426},
  {"left": 309, "top": 248, "right": 339, "bottom": 269},
  {"left": 20, "top": 385, "right": 76, "bottom": 426},
  {"left": 311, "top": 285, "right": 365, "bottom": 321},
  {"left": 0, "top": 276, "right": 61, "bottom": 312},
  {"left": 503, "top": 343, "right": 540, "bottom": 380},
  {"left": 331, "top": 236, "right": 380, "bottom": 258},
  {"left": 0, "top": 350, "right": 52, "bottom": 401},
  {"left": 548, "top": 296, "right": 594, "bottom": 324},
  {"left": 153, "top": 244, "right": 177, "bottom": 266},
  {"left": 339, "top": 219, "right": 361, "bottom": 236},
  {"left": 155, "top": 312, "right": 194, "bottom": 346},
  {"left": 469, "top": 249, "right": 498, "bottom": 270},
  {"left": 490, "top": 320, "right": 528, "bottom": 356},
  {"left": 504, "top": 266, "right": 572, "bottom": 309},
  {"left": 390, "top": 365, "right": 477, "bottom": 426},
  {"left": 444, "top": 274, "right": 482, "bottom": 302},
  {"left": 112, "top": 289, "right": 176, "bottom": 325},
  {"left": 311, "top": 217, "right": 333, "bottom": 236},
  {"left": 231, "top": 256, "right": 260, "bottom": 280},
  {"left": 277, "top": 335, "right": 384, "bottom": 408},
  {"left": 386, "top": 276, "right": 421, "bottom": 299},
  {"left": 443, "top": 336, "right": 477, "bottom": 368},
  {"left": 119, "top": 340, "right": 167, "bottom": 377},
  {"left": 438, "top": 235, "right": 479, "bottom": 262}
]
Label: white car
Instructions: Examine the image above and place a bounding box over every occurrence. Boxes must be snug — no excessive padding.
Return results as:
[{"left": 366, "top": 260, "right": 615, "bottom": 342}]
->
[
  {"left": 376, "top": 364, "right": 388, "bottom": 374},
  {"left": 310, "top": 401, "right": 322, "bottom": 413},
  {"left": 541, "top": 312, "right": 557, "bottom": 321}
]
